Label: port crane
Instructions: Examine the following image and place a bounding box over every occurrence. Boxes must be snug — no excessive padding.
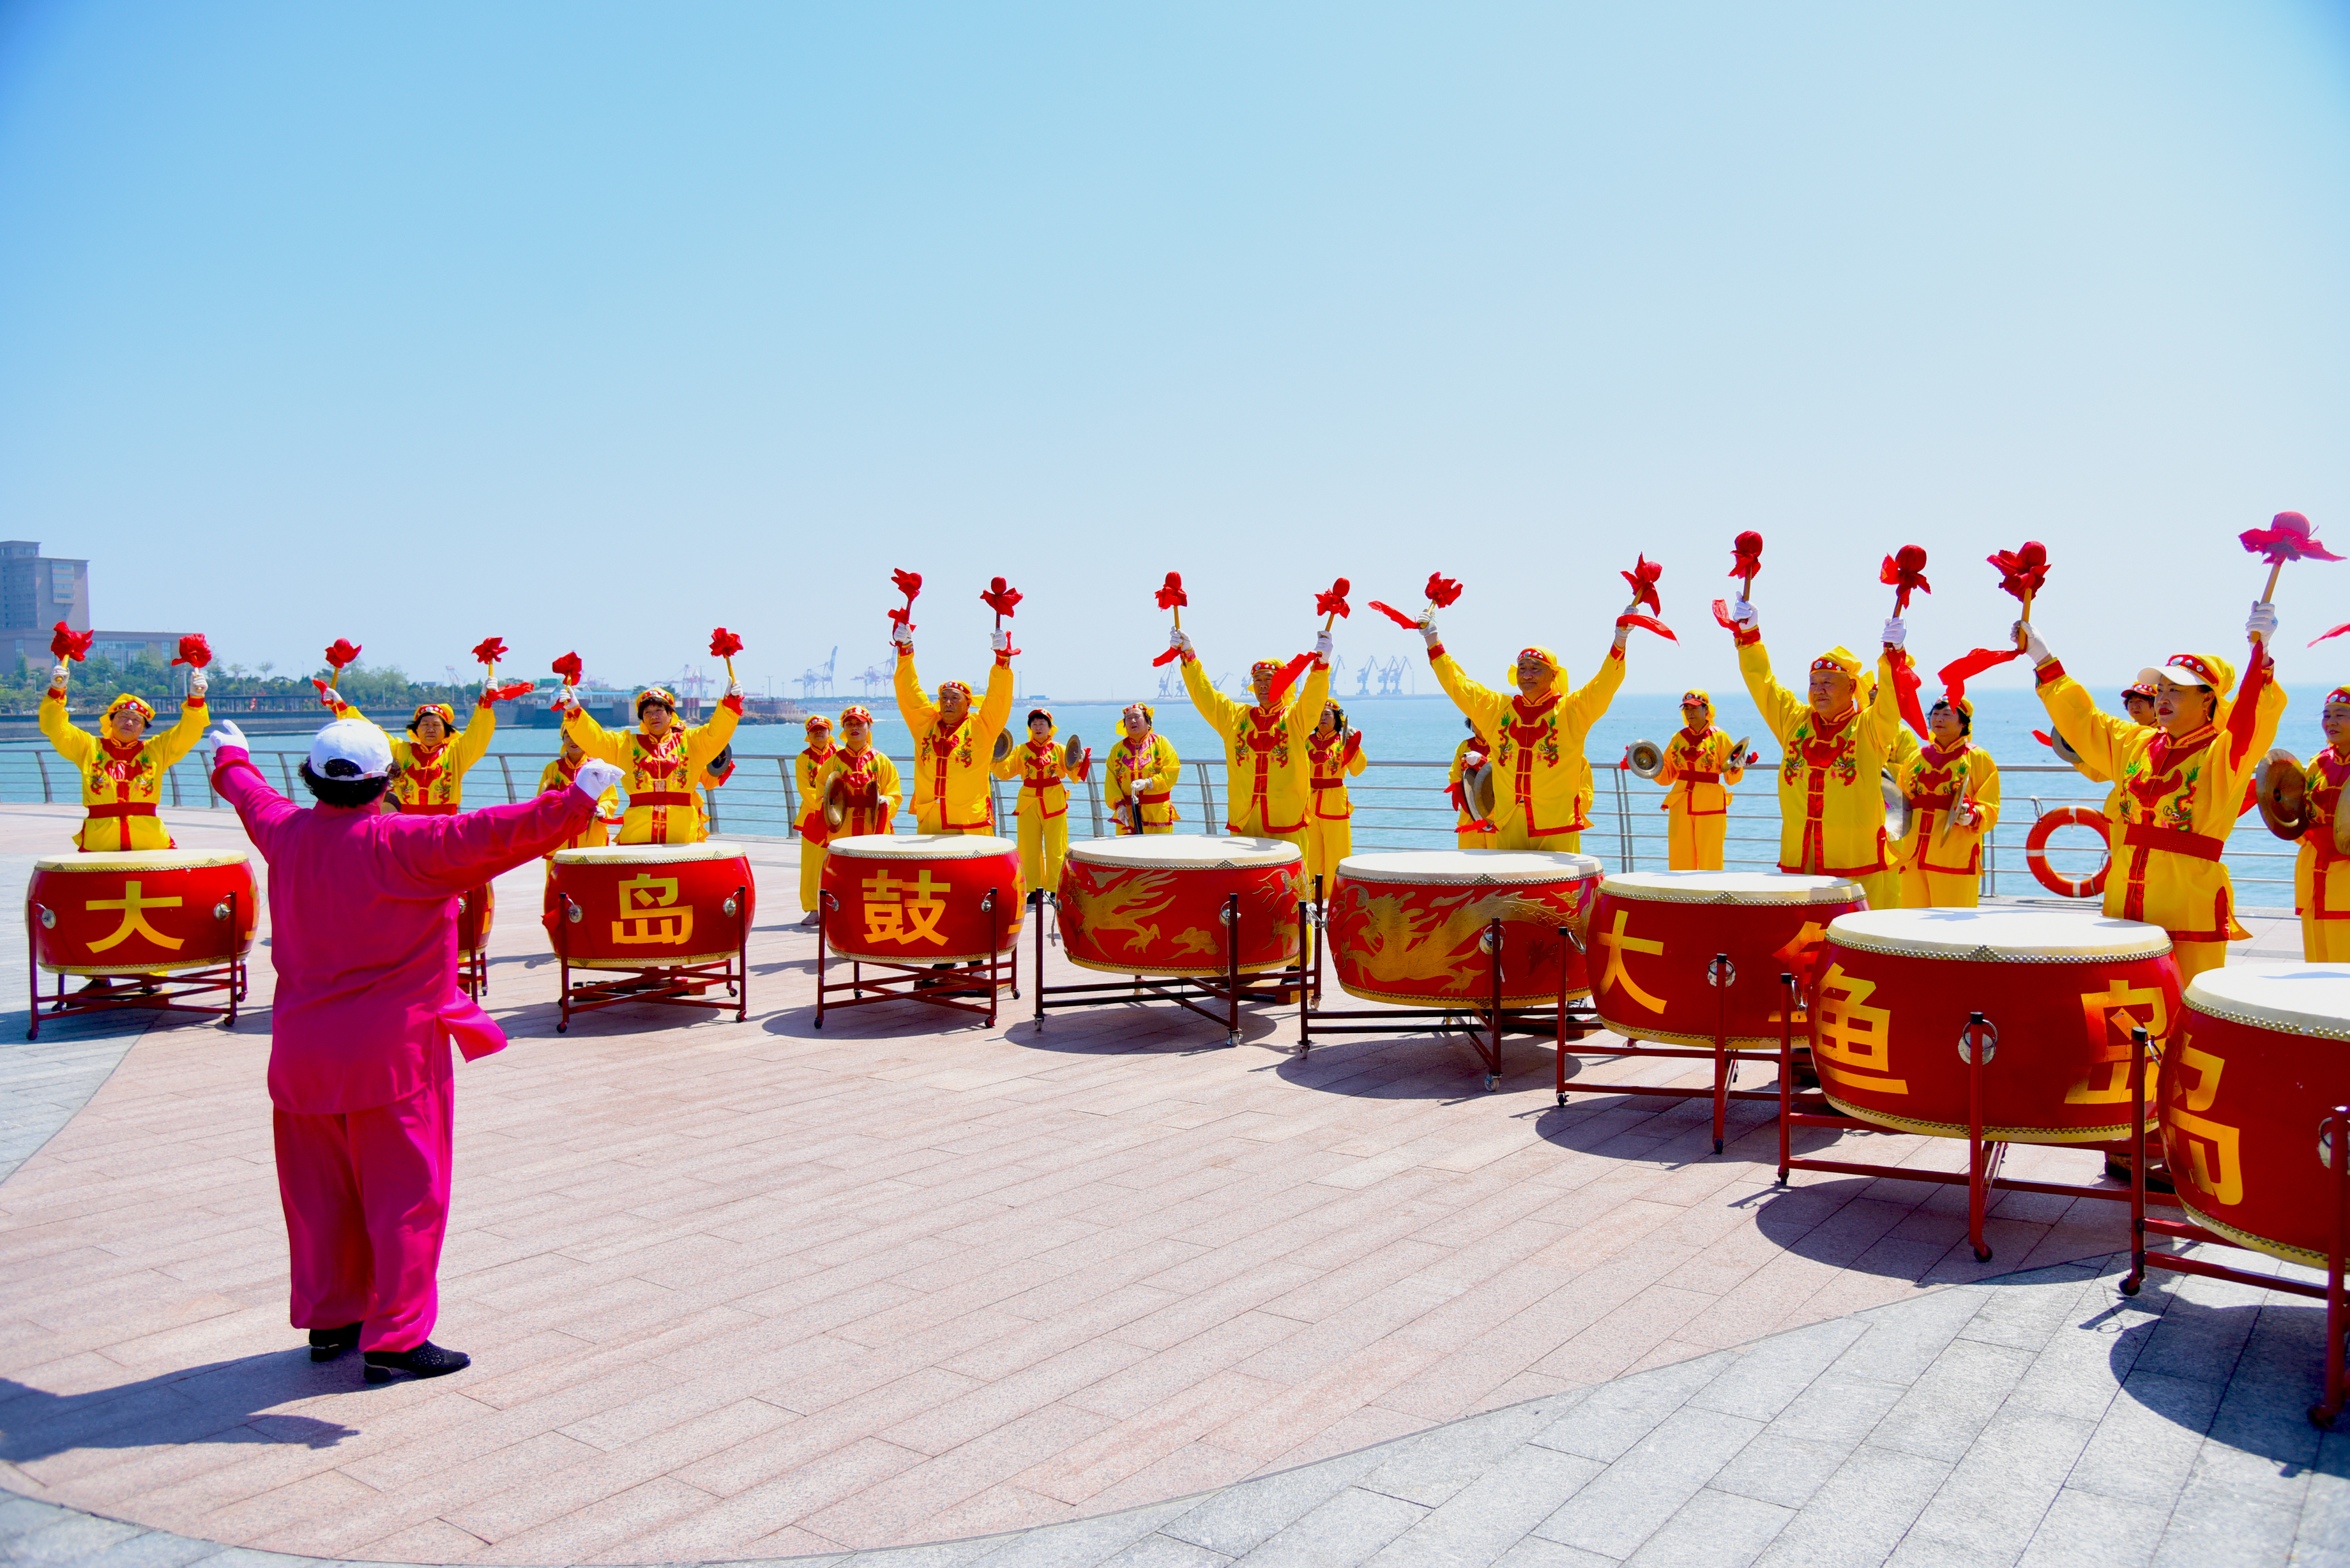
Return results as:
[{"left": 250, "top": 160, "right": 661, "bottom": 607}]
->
[{"left": 796, "top": 647, "right": 838, "bottom": 700}]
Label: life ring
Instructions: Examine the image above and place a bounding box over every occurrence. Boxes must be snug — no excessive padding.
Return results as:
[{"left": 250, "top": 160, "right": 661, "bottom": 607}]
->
[{"left": 2026, "top": 807, "right": 2111, "bottom": 898}]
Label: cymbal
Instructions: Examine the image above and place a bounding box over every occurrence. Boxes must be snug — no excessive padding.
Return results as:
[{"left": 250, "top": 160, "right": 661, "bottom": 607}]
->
[
  {"left": 992, "top": 730, "right": 1012, "bottom": 763},
  {"left": 1881, "top": 768, "right": 1911, "bottom": 841},
  {"left": 1626, "top": 739, "right": 1664, "bottom": 781},
  {"left": 1063, "top": 732, "right": 1084, "bottom": 769},
  {"left": 1466, "top": 759, "right": 1497, "bottom": 820},
  {"left": 2257, "top": 752, "right": 2310, "bottom": 842}
]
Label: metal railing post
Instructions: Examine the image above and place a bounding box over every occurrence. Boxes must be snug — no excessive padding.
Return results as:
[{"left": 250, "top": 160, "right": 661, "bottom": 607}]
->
[
  {"left": 497, "top": 753, "right": 516, "bottom": 804},
  {"left": 1196, "top": 760, "right": 1218, "bottom": 836},
  {"left": 33, "top": 750, "right": 50, "bottom": 804},
  {"left": 276, "top": 753, "right": 296, "bottom": 795},
  {"left": 169, "top": 763, "right": 182, "bottom": 808},
  {"left": 1087, "top": 775, "right": 1105, "bottom": 840},
  {"left": 1614, "top": 764, "right": 1634, "bottom": 872},
  {"left": 777, "top": 755, "right": 799, "bottom": 836}
]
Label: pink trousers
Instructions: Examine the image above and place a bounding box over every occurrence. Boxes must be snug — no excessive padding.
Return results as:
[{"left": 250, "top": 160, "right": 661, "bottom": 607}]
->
[{"left": 273, "top": 1073, "right": 454, "bottom": 1353}]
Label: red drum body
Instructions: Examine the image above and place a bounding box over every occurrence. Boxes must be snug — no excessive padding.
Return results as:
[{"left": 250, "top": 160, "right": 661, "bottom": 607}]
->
[
  {"left": 1058, "top": 837, "right": 1303, "bottom": 977},
  {"left": 458, "top": 882, "right": 495, "bottom": 960},
  {"left": 822, "top": 834, "right": 1024, "bottom": 965},
  {"left": 2160, "top": 961, "right": 2350, "bottom": 1267},
  {"left": 1328, "top": 850, "right": 1600, "bottom": 1007},
  {"left": 27, "top": 851, "right": 258, "bottom": 976},
  {"left": 1814, "top": 908, "right": 2179, "bottom": 1144},
  {"left": 550, "top": 843, "right": 756, "bottom": 969},
  {"left": 1591, "top": 871, "right": 1865, "bottom": 1046}
]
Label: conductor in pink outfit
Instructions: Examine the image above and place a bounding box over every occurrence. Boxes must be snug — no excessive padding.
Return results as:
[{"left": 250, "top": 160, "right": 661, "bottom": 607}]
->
[{"left": 210, "top": 716, "right": 623, "bottom": 1382}]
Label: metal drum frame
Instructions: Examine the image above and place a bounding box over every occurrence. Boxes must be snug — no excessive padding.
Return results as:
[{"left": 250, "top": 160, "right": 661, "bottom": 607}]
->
[
  {"left": 1568, "top": 948, "right": 1807, "bottom": 1154},
  {"left": 817, "top": 884, "right": 1019, "bottom": 1028},
  {"left": 24, "top": 887, "right": 248, "bottom": 1039},
  {"left": 1034, "top": 887, "right": 1300, "bottom": 1047},
  {"left": 458, "top": 884, "right": 490, "bottom": 1002},
  {"left": 551, "top": 876, "right": 751, "bottom": 1032}
]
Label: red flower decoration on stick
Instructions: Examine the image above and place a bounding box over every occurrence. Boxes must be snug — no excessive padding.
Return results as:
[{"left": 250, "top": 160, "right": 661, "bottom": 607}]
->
[
  {"left": 1728, "top": 531, "right": 1764, "bottom": 590},
  {"left": 709, "top": 627, "right": 743, "bottom": 682},
  {"left": 1316, "top": 577, "right": 1352, "bottom": 624},
  {"left": 1987, "top": 541, "right": 2050, "bottom": 607},
  {"left": 1879, "top": 546, "right": 1930, "bottom": 614},
  {"left": 889, "top": 568, "right": 922, "bottom": 633},
  {"left": 2242, "top": 509, "right": 2340, "bottom": 605},
  {"left": 1155, "top": 571, "right": 1188, "bottom": 614},
  {"left": 50, "top": 623, "right": 93, "bottom": 662},
  {"left": 550, "top": 651, "right": 582, "bottom": 685},
  {"left": 471, "top": 636, "right": 508, "bottom": 668},
  {"left": 1620, "top": 555, "right": 1664, "bottom": 616},
  {"left": 981, "top": 577, "right": 1022, "bottom": 621},
  {"left": 1425, "top": 573, "right": 1464, "bottom": 610},
  {"left": 171, "top": 633, "right": 213, "bottom": 669},
  {"left": 324, "top": 638, "right": 361, "bottom": 668}
]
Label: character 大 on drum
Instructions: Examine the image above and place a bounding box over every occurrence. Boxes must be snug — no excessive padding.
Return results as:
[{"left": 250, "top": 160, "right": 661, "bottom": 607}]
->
[
  {"left": 1891, "top": 691, "right": 2001, "bottom": 908},
  {"left": 793, "top": 714, "right": 838, "bottom": 925},
  {"left": 2022, "top": 605, "right": 2285, "bottom": 984},
  {"left": 1724, "top": 597, "right": 1909, "bottom": 911},
  {"left": 1173, "top": 629, "right": 1330, "bottom": 847},
  {"left": 891, "top": 622, "right": 1013, "bottom": 835},
  {"left": 815, "top": 705, "right": 902, "bottom": 838},
  {"left": 1304, "top": 700, "right": 1367, "bottom": 883},
  {"left": 559, "top": 680, "right": 743, "bottom": 846},
  {"left": 209, "top": 712, "right": 621, "bottom": 1382},
  {"left": 1107, "top": 704, "right": 1180, "bottom": 834},
  {"left": 40, "top": 643, "right": 210, "bottom": 852},
  {"left": 1653, "top": 690, "right": 1745, "bottom": 870},
  {"left": 2270, "top": 685, "right": 2350, "bottom": 961},
  {"left": 992, "top": 708, "right": 1089, "bottom": 902}
]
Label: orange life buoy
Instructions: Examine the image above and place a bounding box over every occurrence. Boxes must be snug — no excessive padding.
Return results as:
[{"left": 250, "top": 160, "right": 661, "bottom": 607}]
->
[{"left": 2026, "top": 807, "right": 2111, "bottom": 898}]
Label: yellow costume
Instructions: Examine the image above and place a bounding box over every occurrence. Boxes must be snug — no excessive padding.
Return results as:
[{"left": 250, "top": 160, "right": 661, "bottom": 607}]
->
[
  {"left": 40, "top": 687, "right": 209, "bottom": 852},
  {"left": 326, "top": 696, "right": 498, "bottom": 815},
  {"left": 2038, "top": 648, "right": 2285, "bottom": 984},
  {"left": 1426, "top": 640, "right": 1625, "bottom": 853},
  {"left": 2293, "top": 693, "right": 2350, "bottom": 963},
  {"left": 1737, "top": 636, "right": 1907, "bottom": 912},
  {"left": 1180, "top": 654, "right": 1329, "bottom": 845},
  {"left": 562, "top": 688, "right": 743, "bottom": 846},
  {"left": 795, "top": 728, "right": 839, "bottom": 914},
  {"left": 1654, "top": 692, "right": 1745, "bottom": 871},
  {"left": 1107, "top": 727, "right": 1181, "bottom": 834},
  {"left": 894, "top": 648, "right": 1013, "bottom": 833},
  {"left": 991, "top": 712, "right": 1088, "bottom": 894},
  {"left": 1448, "top": 732, "right": 1496, "bottom": 848},
  {"left": 1891, "top": 729, "right": 2001, "bottom": 909},
  {"left": 1304, "top": 727, "right": 1367, "bottom": 884},
  {"left": 814, "top": 746, "right": 902, "bottom": 840}
]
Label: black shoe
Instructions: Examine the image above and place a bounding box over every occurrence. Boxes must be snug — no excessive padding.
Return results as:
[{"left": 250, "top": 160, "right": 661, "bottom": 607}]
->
[
  {"left": 362, "top": 1341, "right": 471, "bottom": 1383},
  {"left": 307, "top": 1322, "right": 361, "bottom": 1362}
]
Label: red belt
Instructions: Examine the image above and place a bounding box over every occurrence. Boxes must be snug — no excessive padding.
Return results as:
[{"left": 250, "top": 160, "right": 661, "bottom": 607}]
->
[
  {"left": 2121, "top": 824, "right": 2225, "bottom": 863},
  {"left": 1135, "top": 788, "right": 1172, "bottom": 804},
  {"left": 398, "top": 803, "right": 460, "bottom": 816},
  {"left": 1907, "top": 792, "right": 1956, "bottom": 812},
  {"left": 630, "top": 792, "right": 695, "bottom": 808},
  {"left": 87, "top": 802, "right": 157, "bottom": 819},
  {"left": 1310, "top": 779, "right": 1347, "bottom": 790},
  {"left": 1681, "top": 771, "right": 1723, "bottom": 784}
]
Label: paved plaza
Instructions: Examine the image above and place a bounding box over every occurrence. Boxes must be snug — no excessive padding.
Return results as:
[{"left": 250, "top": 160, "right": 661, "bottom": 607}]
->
[{"left": 0, "top": 802, "right": 2340, "bottom": 1565}]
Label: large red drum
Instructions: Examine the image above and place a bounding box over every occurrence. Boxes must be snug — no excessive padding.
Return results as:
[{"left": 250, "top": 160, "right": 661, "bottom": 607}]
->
[
  {"left": 1328, "top": 849, "right": 1600, "bottom": 1007},
  {"left": 822, "top": 833, "right": 1024, "bottom": 964},
  {"left": 27, "top": 850, "right": 258, "bottom": 976},
  {"left": 2160, "top": 961, "right": 2350, "bottom": 1267},
  {"left": 549, "top": 842, "right": 755, "bottom": 969},
  {"left": 1059, "top": 836, "right": 1303, "bottom": 977},
  {"left": 1813, "top": 907, "right": 2179, "bottom": 1144},
  {"left": 1591, "top": 871, "right": 1865, "bottom": 1046}
]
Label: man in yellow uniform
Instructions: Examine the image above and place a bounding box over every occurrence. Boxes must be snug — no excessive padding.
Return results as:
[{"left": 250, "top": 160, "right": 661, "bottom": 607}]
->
[
  {"left": 559, "top": 680, "right": 744, "bottom": 846},
  {"left": 815, "top": 705, "right": 902, "bottom": 839},
  {"left": 792, "top": 715, "right": 838, "bottom": 926},
  {"left": 41, "top": 659, "right": 210, "bottom": 851},
  {"left": 2024, "top": 605, "right": 2285, "bottom": 985},
  {"left": 1654, "top": 690, "right": 1745, "bottom": 871},
  {"left": 2278, "top": 687, "right": 2350, "bottom": 961},
  {"left": 1414, "top": 610, "right": 1628, "bottom": 854},
  {"left": 1891, "top": 693, "right": 2001, "bottom": 908},
  {"left": 320, "top": 693, "right": 502, "bottom": 816},
  {"left": 992, "top": 707, "right": 1089, "bottom": 902},
  {"left": 892, "top": 619, "right": 1014, "bottom": 834},
  {"left": 1725, "top": 595, "right": 1909, "bottom": 911},
  {"left": 1447, "top": 718, "right": 1497, "bottom": 848},
  {"left": 1107, "top": 703, "right": 1181, "bottom": 833},
  {"left": 1172, "top": 626, "right": 1331, "bottom": 846},
  {"left": 1304, "top": 700, "right": 1367, "bottom": 884}
]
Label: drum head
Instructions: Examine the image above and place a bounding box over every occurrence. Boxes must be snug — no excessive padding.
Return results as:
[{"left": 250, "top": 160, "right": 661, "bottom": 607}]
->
[
  {"left": 1602, "top": 870, "right": 1863, "bottom": 905},
  {"left": 1070, "top": 835, "right": 1300, "bottom": 870},
  {"left": 550, "top": 841, "right": 745, "bottom": 864},
  {"left": 2187, "top": 958, "right": 2350, "bottom": 1035},
  {"left": 1063, "top": 733, "right": 1084, "bottom": 769},
  {"left": 2256, "top": 753, "right": 2310, "bottom": 842},
  {"left": 33, "top": 848, "right": 248, "bottom": 872},
  {"left": 1829, "top": 905, "right": 2171, "bottom": 961},
  {"left": 825, "top": 832, "right": 1019, "bottom": 860},
  {"left": 1881, "top": 769, "right": 1911, "bottom": 840},
  {"left": 1338, "top": 848, "right": 1601, "bottom": 886},
  {"left": 992, "top": 731, "right": 1013, "bottom": 763},
  {"left": 1628, "top": 739, "right": 1664, "bottom": 780}
]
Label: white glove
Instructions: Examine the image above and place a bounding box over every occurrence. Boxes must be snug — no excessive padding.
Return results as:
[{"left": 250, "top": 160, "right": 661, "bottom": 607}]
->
[
  {"left": 724, "top": 680, "right": 743, "bottom": 700},
  {"left": 1731, "top": 597, "right": 1758, "bottom": 631},
  {"left": 891, "top": 619, "right": 914, "bottom": 649},
  {"left": 49, "top": 661, "right": 67, "bottom": 687},
  {"left": 1419, "top": 613, "right": 1441, "bottom": 649},
  {"left": 990, "top": 628, "right": 1011, "bottom": 653},
  {"left": 2248, "top": 600, "right": 2279, "bottom": 645},
  {"left": 574, "top": 760, "right": 625, "bottom": 799},
  {"left": 556, "top": 684, "right": 579, "bottom": 712},
  {"left": 318, "top": 687, "right": 344, "bottom": 711},
  {"left": 1881, "top": 616, "right": 1906, "bottom": 649},
  {"left": 204, "top": 720, "right": 248, "bottom": 751},
  {"left": 1315, "top": 629, "right": 1333, "bottom": 658},
  {"left": 2014, "top": 620, "right": 2051, "bottom": 665},
  {"left": 1169, "top": 628, "right": 1193, "bottom": 656},
  {"left": 190, "top": 669, "right": 208, "bottom": 697}
]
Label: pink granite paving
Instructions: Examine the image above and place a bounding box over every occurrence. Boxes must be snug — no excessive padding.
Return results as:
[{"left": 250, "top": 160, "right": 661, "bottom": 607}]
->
[{"left": 0, "top": 802, "right": 2138, "bottom": 1562}]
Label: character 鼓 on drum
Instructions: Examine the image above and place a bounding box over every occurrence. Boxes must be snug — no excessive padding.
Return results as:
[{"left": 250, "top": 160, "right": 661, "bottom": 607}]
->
[{"left": 1653, "top": 690, "right": 1745, "bottom": 871}]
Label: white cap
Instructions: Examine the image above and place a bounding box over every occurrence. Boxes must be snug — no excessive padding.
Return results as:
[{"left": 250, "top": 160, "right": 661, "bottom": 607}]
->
[{"left": 309, "top": 717, "right": 394, "bottom": 780}]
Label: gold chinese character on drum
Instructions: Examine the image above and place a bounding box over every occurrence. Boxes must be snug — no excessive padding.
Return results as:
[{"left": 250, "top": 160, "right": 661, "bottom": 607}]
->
[
  {"left": 1589, "top": 871, "right": 1864, "bottom": 1048},
  {"left": 25, "top": 849, "right": 259, "bottom": 1038},
  {"left": 821, "top": 834, "right": 1026, "bottom": 965},
  {"left": 1325, "top": 850, "right": 1598, "bottom": 1007},
  {"left": 1057, "top": 837, "right": 1303, "bottom": 977}
]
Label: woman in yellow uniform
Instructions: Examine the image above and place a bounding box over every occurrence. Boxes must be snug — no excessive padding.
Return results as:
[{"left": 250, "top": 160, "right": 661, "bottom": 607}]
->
[
  {"left": 1413, "top": 608, "right": 1629, "bottom": 854},
  {"left": 1304, "top": 700, "right": 1367, "bottom": 884},
  {"left": 1172, "top": 628, "right": 1330, "bottom": 847},
  {"left": 559, "top": 680, "right": 744, "bottom": 846},
  {"left": 1107, "top": 703, "right": 1181, "bottom": 834},
  {"left": 1447, "top": 718, "right": 1497, "bottom": 848},
  {"left": 321, "top": 692, "right": 501, "bottom": 816},
  {"left": 40, "top": 659, "right": 211, "bottom": 852},
  {"left": 1724, "top": 596, "right": 1910, "bottom": 911},
  {"left": 992, "top": 708, "right": 1089, "bottom": 901},
  {"left": 535, "top": 736, "right": 621, "bottom": 913},
  {"left": 793, "top": 715, "right": 838, "bottom": 926},
  {"left": 892, "top": 622, "right": 1014, "bottom": 834},
  {"left": 2025, "top": 606, "right": 2285, "bottom": 985},
  {"left": 815, "top": 705, "right": 902, "bottom": 839},
  {"left": 2277, "top": 686, "right": 2350, "bottom": 961},
  {"left": 1891, "top": 693, "right": 2001, "bottom": 908},
  {"left": 1654, "top": 689, "right": 1745, "bottom": 871}
]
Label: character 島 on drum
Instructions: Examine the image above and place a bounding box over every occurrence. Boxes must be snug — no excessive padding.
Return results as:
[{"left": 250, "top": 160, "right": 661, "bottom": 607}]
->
[
  {"left": 1653, "top": 689, "right": 1745, "bottom": 871},
  {"left": 891, "top": 614, "right": 1014, "bottom": 835},
  {"left": 2022, "top": 605, "right": 2285, "bottom": 984},
  {"left": 1891, "top": 690, "right": 2001, "bottom": 909},
  {"left": 1172, "top": 624, "right": 1330, "bottom": 848},
  {"left": 558, "top": 678, "right": 744, "bottom": 846},
  {"left": 1106, "top": 703, "right": 1180, "bottom": 834},
  {"left": 39, "top": 642, "right": 211, "bottom": 852}
]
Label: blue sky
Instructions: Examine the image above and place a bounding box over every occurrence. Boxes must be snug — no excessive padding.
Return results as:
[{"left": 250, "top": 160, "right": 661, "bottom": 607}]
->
[{"left": 1, "top": 2, "right": 2344, "bottom": 704}]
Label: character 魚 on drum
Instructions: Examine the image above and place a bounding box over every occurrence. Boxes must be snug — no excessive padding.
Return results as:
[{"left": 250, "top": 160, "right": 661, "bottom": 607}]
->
[
  {"left": 1106, "top": 704, "right": 1179, "bottom": 834},
  {"left": 40, "top": 626, "right": 211, "bottom": 852},
  {"left": 1653, "top": 690, "right": 1745, "bottom": 871}
]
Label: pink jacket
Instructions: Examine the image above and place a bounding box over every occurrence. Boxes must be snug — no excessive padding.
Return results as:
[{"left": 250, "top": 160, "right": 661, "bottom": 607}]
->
[{"left": 215, "top": 747, "right": 598, "bottom": 1114}]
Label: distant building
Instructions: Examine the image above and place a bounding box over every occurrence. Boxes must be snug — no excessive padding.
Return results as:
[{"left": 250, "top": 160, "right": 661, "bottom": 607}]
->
[{"left": 0, "top": 541, "right": 190, "bottom": 671}]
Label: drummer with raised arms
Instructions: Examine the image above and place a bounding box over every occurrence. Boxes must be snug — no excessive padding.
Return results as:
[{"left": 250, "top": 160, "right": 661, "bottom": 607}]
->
[
  {"left": 891, "top": 615, "right": 1014, "bottom": 835},
  {"left": 814, "top": 704, "right": 902, "bottom": 841},
  {"left": 2022, "top": 603, "right": 2285, "bottom": 984},
  {"left": 2266, "top": 685, "right": 2350, "bottom": 961},
  {"left": 1891, "top": 690, "right": 2001, "bottom": 908},
  {"left": 319, "top": 692, "right": 509, "bottom": 817},
  {"left": 1722, "top": 594, "right": 1910, "bottom": 912},
  {"left": 991, "top": 707, "right": 1089, "bottom": 903},
  {"left": 793, "top": 714, "right": 838, "bottom": 926},
  {"left": 1172, "top": 625, "right": 1331, "bottom": 848},
  {"left": 41, "top": 642, "right": 210, "bottom": 852},
  {"left": 558, "top": 678, "right": 744, "bottom": 845},
  {"left": 1653, "top": 689, "right": 1745, "bottom": 871},
  {"left": 1106, "top": 703, "right": 1180, "bottom": 835}
]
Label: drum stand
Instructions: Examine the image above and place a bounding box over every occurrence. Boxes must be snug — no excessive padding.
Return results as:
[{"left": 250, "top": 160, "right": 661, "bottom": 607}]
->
[
  {"left": 459, "top": 886, "right": 488, "bottom": 1002},
  {"left": 2122, "top": 1029, "right": 2350, "bottom": 1429},
  {"left": 1297, "top": 902, "right": 1588, "bottom": 1092},
  {"left": 1780, "top": 1006, "right": 2176, "bottom": 1263},
  {"left": 552, "top": 881, "right": 751, "bottom": 1032},
  {"left": 26, "top": 891, "right": 248, "bottom": 1041},
  {"left": 1034, "top": 891, "right": 1303, "bottom": 1048},
  {"left": 815, "top": 886, "right": 1018, "bottom": 1028},
  {"left": 1561, "top": 953, "right": 1800, "bottom": 1154}
]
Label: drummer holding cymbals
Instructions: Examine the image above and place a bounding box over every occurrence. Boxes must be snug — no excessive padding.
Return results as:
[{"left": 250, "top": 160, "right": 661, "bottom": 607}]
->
[
  {"left": 814, "top": 705, "right": 902, "bottom": 843},
  {"left": 1106, "top": 703, "right": 1181, "bottom": 834},
  {"left": 1653, "top": 690, "right": 1745, "bottom": 871},
  {"left": 792, "top": 715, "right": 839, "bottom": 926},
  {"left": 992, "top": 708, "right": 1089, "bottom": 903},
  {"left": 1890, "top": 691, "right": 2001, "bottom": 908},
  {"left": 2266, "top": 686, "right": 2350, "bottom": 962}
]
